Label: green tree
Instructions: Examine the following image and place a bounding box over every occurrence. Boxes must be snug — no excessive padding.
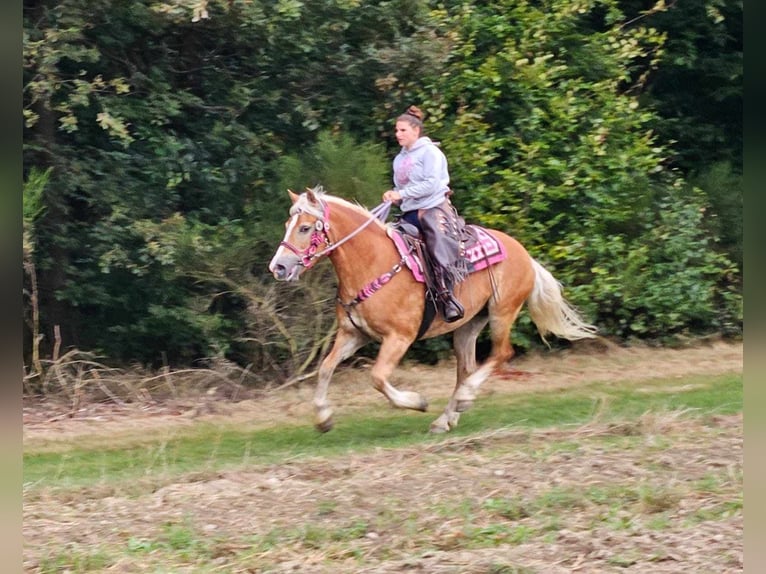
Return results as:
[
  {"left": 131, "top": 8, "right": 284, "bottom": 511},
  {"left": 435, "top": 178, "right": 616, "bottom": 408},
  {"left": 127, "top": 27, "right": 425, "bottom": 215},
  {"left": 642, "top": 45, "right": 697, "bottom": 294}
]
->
[
  {"left": 619, "top": 0, "right": 742, "bottom": 270},
  {"left": 23, "top": 167, "right": 50, "bottom": 381},
  {"left": 22, "top": 0, "right": 741, "bottom": 374},
  {"left": 23, "top": 0, "right": 441, "bottom": 364},
  {"left": 406, "top": 0, "right": 740, "bottom": 343},
  {"left": 621, "top": 0, "right": 742, "bottom": 172}
]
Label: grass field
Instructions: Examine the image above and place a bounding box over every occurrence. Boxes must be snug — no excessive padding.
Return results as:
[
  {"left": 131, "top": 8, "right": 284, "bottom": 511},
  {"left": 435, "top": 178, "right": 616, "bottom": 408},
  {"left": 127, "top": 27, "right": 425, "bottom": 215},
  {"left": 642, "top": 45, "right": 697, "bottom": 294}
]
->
[{"left": 23, "top": 343, "right": 743, "bottom": 573}]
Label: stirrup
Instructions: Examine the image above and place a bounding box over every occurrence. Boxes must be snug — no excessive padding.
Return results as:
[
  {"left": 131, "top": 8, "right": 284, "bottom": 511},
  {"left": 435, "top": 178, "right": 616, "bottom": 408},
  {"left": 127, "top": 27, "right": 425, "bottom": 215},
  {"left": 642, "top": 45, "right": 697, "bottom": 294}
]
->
[{"left": 440, "top": 294, "right": 464, "bottom": 323}]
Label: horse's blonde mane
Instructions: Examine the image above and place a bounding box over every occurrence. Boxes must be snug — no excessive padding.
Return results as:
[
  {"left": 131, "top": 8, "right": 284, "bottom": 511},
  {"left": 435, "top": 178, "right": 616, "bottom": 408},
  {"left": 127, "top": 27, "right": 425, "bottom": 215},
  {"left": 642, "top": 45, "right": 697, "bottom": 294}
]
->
[{"left": 293, "top": 185, "right": 387, "bottom": 230}]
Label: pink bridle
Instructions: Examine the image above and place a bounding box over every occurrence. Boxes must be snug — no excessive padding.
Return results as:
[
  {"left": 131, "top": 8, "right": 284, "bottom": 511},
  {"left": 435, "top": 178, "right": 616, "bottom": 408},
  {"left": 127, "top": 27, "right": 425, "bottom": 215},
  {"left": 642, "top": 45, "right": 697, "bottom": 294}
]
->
[
  {"left": 279, "top": 198, "right": 391, "bottom": 269},
  {"left": 278, "top": 200, "right": 333, "bottom": 269}
]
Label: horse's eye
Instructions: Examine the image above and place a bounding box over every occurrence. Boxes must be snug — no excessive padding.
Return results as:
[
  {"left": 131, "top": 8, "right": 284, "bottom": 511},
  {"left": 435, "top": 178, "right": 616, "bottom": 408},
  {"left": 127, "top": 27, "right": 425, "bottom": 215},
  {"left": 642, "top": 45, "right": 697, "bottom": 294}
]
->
[{"left": 299, "top": 224, "right": 312, "bottom": 233}]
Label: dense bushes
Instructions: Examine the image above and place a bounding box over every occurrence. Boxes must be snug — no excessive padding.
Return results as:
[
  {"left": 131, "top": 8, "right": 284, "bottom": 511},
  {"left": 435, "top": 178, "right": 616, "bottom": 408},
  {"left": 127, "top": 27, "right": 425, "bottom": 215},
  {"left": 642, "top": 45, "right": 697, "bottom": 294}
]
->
[
  {"left": 409, "top": 0, "right": 741, "bottom": 346},
  {"left": 23, "top": 0, "right": 742, "bottom": 380}
]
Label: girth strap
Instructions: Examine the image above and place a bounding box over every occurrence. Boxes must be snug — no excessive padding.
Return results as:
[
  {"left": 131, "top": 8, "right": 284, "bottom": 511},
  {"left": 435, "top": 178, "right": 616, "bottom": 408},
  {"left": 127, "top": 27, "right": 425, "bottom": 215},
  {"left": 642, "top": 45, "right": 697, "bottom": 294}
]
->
[{"left": 416, "top": 295, "right": 438, "bottom": 340}]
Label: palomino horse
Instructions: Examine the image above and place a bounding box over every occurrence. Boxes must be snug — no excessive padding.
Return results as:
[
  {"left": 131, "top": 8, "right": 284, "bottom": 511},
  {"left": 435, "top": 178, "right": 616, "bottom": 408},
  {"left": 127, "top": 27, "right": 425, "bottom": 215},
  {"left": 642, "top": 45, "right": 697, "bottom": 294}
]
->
[{"left": 269, "top": 186, "right": 597, "bottom": 433}]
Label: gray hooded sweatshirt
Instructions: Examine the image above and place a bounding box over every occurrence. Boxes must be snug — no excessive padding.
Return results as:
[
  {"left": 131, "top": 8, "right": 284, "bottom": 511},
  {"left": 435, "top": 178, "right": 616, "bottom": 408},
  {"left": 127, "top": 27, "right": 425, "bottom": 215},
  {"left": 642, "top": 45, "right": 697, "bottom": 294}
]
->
[{"left": 392, "top": 136, "right": 450, "bottom": 213}]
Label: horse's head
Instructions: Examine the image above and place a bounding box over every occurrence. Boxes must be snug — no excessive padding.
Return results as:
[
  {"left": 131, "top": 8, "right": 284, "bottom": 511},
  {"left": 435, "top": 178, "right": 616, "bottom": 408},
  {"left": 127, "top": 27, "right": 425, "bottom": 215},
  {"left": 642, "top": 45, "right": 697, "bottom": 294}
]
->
[{"left": 268, "top": 186, "right": 332, "bottom": 281}]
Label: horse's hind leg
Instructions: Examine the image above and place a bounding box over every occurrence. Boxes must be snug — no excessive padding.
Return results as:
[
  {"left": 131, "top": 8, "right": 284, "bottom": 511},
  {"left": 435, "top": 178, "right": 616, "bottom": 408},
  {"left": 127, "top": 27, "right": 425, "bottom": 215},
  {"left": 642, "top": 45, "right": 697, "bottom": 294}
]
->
[
  {"left": 454, "top": 304, "right": 522, "bottom": 412},
  {"left": 430, "top": 313, "right": 488, "bottom": 433},
  {"left": 314, "top": 326, "right": 368, "bottom": 432},
  {"left": 371, "top": 334, "right": 428, "bottom": 412}
]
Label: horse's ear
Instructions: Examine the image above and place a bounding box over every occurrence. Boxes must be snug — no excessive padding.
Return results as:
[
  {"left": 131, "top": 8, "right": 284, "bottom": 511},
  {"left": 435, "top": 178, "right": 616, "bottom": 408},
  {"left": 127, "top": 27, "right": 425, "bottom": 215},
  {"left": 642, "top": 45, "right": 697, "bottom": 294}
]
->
[
  {"left": 288, "top": 189, "right": 299, "bottom": 204},
  {"left": 305, "top": 187, "right": 317, "bottom": 204}
]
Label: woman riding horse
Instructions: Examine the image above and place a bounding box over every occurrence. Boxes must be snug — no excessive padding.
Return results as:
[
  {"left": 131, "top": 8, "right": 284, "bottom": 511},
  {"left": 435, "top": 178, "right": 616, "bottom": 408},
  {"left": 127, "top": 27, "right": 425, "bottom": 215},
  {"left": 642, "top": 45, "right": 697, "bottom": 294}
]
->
[
  {"left": 269, "top": 186, "right": 598, "bottom": 434},
  {"left": 382, "top": 105, "right": 465, "bottom": 323}
]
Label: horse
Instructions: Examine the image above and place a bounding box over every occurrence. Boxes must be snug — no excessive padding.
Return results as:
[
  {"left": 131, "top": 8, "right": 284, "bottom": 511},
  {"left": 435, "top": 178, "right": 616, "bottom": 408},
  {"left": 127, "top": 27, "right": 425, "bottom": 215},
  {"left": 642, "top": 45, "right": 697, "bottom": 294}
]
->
[{"left": 268, "top": 186, "right": 597, "bottom": 433}]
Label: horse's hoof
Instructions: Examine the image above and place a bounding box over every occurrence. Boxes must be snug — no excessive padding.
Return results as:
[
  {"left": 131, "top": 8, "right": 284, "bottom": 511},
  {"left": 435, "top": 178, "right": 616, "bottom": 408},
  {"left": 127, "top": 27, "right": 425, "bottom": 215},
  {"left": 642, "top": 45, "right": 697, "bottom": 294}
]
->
[
  {"left": 429, "top": 423, "right": 449, "bottom": 434},
  {"left": 418, "top": 397, "right": 429, "bottom": 412},
  {"left": 456, "top": 400, "right": 474, "bottom": 413},
  {"left": 315, "top": 418, "right": 334, "bottom": 433}
]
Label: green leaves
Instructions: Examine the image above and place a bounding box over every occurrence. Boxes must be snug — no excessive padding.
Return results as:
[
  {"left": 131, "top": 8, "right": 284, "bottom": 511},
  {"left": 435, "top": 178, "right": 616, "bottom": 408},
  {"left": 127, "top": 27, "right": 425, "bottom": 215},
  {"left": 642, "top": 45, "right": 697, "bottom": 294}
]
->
[
  {"left": 22, "top": 0, "right": 741, "bottom": 368},
  {"left": 411, "top": 0, "right": 741, "bottom": 345}
]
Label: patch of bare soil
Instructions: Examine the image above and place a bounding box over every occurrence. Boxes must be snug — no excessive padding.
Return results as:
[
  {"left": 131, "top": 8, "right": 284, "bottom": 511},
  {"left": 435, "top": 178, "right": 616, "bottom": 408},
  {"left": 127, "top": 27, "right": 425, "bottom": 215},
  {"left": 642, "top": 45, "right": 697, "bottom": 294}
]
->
[
  {"left": 23, "top": 340, "right": 742, "bottom": 449},
  {"left": 22, "top": 342, "right": 743, "bottom": 572},
  {"left": 23, "top": 412, "right": 743, "bottom": 573}
]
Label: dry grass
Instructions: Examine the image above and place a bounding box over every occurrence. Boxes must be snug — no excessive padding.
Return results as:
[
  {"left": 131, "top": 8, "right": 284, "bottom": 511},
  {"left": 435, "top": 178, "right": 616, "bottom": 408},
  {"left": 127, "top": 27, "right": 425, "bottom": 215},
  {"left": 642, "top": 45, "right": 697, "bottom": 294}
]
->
[
  {"left": 23, "top": 413, "right": 742, "bottom": 573},
  {"left": 22, "top": 341, "right": 743, "bottom": 573},
  {"left": 23, "top": 340, "right": 742, "bottom": 448}
]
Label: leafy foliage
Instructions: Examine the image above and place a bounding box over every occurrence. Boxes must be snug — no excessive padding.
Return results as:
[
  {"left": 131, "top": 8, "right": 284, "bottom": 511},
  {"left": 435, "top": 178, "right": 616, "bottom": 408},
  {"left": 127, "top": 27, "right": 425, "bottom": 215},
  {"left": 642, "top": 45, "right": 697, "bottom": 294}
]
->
[
  {"left": 23, "top": 0, "right": 437, "bottom": 365},
  {"left": 406, "top": 0, "right": 741, "bottom": 345},
  {"left": 22, "top": 0, "right": 742, "bottom": 375},
  {"left": 687, "top": 161, "right": 742, "bottom": 270},
  {"left": 620, "top": 0, "right": 743, "bottom": 270}
]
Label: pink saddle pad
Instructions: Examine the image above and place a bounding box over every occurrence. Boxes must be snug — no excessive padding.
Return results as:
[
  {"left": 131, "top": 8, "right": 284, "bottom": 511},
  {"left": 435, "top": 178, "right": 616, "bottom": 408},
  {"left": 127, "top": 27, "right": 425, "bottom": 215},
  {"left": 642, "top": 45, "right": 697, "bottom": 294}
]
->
[{"left": 388, "top": 225, "right": 507, "bottom": 284}]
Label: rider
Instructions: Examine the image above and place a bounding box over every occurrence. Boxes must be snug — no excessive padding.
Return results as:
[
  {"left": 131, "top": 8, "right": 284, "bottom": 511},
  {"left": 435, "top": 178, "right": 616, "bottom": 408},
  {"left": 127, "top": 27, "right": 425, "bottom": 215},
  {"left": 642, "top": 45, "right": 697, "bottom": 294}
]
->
[{"left": 382, "top": 105, "right": 465, "bottom": 323}]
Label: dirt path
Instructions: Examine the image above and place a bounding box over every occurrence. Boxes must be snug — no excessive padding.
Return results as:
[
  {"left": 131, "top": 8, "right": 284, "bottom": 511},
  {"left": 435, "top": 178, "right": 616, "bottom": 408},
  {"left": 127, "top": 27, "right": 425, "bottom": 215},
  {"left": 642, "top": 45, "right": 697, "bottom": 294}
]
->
[
  {"left": 22, "top": 341, "right": 743, "bottom": 573},
  {"left": 23, "top": 340, "right": 742, "bottom": 449},
  {"left": 23, "top": 413, "right": 742, "bottom": 573}
]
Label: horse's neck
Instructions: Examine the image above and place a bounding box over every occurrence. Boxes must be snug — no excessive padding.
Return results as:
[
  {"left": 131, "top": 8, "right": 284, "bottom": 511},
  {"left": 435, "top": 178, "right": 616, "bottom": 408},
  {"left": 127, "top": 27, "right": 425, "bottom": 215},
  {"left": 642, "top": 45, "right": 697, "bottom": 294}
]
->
[{"left": 329, "top": 205, "right": 399, "bottom": 292}]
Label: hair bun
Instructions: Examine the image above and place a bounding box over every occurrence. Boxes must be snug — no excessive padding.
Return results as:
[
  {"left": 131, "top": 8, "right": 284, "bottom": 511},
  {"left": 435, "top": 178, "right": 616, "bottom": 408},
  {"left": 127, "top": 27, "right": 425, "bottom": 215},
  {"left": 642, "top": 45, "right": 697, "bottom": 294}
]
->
[{"left": 405, "top": 105, "right": 424, "bottom": 121}]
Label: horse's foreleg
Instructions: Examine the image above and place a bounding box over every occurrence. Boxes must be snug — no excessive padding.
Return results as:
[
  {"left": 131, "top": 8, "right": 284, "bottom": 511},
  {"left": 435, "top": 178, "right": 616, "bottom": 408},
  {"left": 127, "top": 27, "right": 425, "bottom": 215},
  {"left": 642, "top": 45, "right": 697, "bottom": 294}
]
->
[
  {"left": 314, "top": 327, "right": 367, "bottom": 432},
  {"left": 371, "top": 335, "right": 427, "bottom": 412},
  {"left": 431, "top": 315, "right": 488, "bottom": 433}
]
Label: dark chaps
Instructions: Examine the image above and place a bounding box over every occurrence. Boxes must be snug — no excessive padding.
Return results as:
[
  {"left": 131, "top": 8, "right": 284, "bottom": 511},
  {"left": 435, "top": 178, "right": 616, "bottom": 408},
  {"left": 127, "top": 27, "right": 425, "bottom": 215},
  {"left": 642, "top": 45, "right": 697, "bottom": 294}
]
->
[{"left": 418, "top": 201, "right": 468, "bottom": 322}]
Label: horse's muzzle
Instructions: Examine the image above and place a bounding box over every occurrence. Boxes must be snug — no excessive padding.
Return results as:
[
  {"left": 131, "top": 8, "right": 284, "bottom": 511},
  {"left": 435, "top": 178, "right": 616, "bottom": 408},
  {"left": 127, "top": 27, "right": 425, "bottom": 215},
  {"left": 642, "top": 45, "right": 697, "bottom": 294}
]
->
[{"left": 269, "top": 262, "right": 301, "bottom": 282}]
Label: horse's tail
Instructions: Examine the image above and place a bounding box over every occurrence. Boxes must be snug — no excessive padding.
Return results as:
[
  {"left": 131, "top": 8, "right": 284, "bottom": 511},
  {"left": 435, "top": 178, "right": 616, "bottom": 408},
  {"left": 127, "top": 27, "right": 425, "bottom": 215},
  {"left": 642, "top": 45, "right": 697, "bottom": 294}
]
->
[{"left": 527, "top": 258, "right": 598, "bottom": 344}]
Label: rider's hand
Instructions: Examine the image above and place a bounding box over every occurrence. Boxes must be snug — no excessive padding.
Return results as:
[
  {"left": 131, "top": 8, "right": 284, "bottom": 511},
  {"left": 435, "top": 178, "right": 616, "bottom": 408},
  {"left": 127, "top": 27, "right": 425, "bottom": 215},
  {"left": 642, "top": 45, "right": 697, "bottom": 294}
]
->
[{"left": 382, "top": 190, "right": 402, "bottom": 204}]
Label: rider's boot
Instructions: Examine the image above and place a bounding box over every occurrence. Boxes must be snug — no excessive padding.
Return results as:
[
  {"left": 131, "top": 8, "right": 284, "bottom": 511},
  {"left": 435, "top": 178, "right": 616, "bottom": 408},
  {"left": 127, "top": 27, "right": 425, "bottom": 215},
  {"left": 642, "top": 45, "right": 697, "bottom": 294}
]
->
[{"left": 439, "top": 288, "right": 464, "bottom": 323}]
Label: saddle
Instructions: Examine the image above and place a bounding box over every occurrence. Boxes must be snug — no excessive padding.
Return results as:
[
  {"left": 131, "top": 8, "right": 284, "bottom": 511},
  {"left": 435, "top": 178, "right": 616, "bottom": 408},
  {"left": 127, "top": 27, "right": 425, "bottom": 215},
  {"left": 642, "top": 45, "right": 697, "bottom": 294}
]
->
[
  {"left": 388, "top": 220, "right": 507, "bottom": 285},
  {"left": 387, "top": 219, "right": 507, "bottom": 337}
]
